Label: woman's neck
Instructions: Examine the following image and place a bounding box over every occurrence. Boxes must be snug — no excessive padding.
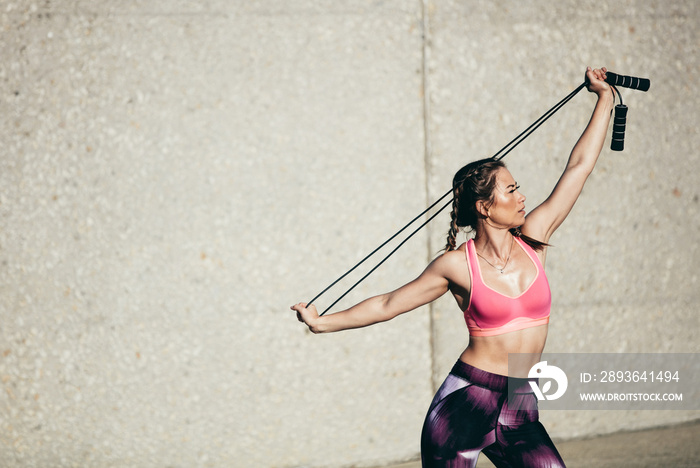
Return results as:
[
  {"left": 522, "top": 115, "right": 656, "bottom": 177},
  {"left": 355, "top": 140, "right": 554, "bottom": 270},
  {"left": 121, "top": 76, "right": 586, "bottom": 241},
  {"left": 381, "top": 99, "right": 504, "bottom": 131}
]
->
[{"left": 473, "top": 225, "right": 514, "bottom": 261}]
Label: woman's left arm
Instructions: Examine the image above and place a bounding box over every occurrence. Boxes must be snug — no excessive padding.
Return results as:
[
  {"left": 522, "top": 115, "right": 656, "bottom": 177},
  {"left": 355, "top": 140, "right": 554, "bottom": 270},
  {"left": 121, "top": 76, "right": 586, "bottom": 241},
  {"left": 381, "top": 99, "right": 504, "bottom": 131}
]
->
[
  {"left": 291, "top": 249, "right": 463, "bottom": 334},
  {"left": 522, "top": 67, "right": 616, "bottom": 244}
]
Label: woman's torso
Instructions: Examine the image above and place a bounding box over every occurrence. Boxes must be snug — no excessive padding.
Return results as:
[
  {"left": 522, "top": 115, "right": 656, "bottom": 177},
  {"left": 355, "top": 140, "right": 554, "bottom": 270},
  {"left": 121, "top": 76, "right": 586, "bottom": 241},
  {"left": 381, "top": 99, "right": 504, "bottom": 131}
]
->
[{"left": 448, "top": 237, "right": 550, "bottom": 377}]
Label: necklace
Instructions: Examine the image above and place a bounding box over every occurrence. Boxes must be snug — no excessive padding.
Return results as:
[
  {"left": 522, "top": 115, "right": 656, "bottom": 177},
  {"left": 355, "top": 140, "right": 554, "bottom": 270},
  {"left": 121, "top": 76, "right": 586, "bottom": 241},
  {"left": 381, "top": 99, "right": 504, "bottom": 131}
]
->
[{"left": 476, "top": 236, "right": 514, "bottom": 274}]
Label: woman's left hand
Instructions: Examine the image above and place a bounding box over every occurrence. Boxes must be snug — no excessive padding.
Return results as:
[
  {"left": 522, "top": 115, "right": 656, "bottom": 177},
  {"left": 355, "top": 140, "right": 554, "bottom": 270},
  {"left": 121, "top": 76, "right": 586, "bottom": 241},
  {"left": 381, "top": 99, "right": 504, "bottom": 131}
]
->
[{"left": 585, "top": 66, "right": 615, "bottom": 100}]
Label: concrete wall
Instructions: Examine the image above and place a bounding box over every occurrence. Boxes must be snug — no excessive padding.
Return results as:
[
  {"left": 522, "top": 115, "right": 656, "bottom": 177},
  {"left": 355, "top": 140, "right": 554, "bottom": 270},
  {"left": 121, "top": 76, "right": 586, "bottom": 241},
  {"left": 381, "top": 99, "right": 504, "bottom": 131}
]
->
[{"left": 0, "top": 1, "right": 697, "bottom": 467}]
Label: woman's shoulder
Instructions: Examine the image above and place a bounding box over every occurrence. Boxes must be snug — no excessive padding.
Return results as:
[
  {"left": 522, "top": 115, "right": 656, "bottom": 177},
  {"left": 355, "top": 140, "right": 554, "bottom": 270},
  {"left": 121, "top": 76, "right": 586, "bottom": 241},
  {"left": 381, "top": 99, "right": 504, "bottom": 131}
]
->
[
  {"left": 431, "top": 242, "right": 468, "bottom": 276},
  {"left": 440, "top": 242, "right": 468, "bottom": 259},
  {"left": 432, "top": 242, "right": 471, "bottom": 291}
]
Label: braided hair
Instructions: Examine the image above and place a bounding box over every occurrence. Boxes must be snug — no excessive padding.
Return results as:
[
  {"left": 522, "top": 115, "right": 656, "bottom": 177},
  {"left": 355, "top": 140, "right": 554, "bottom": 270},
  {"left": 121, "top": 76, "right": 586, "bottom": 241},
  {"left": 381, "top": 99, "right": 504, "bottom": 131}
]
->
[{"left": 444, "top": 158, "right": 547, "bottom": 252}]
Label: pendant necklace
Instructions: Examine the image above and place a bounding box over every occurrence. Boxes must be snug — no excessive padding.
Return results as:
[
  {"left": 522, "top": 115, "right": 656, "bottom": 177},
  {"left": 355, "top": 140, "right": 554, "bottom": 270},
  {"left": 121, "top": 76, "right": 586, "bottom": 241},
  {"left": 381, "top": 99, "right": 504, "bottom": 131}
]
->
[{"left": 476, "top": 236, "right": 514, "bottom": 274}]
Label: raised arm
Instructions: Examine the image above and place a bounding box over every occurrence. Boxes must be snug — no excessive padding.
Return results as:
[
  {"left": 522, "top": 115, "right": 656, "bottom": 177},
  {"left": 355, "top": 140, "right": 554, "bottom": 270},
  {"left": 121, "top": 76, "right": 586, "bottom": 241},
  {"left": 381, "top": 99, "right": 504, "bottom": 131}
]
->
[
  {"left": 522, "top": 67, "right": 615, "bottom": 244},
  {"left": 291, "top": 249, "right": 464, "bottom": 333}
]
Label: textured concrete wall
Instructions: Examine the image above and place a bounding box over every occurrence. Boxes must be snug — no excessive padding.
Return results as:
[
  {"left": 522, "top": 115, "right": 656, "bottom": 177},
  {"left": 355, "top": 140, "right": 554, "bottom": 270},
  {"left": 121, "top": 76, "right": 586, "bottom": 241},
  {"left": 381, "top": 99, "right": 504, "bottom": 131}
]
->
[{"left": 0, "top": 1, "right": 697, "bottom": 467}]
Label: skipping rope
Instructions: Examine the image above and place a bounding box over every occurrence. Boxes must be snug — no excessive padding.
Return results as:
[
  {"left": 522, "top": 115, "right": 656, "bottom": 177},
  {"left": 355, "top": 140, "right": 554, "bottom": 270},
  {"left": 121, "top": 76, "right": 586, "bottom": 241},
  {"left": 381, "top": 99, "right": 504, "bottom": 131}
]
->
[{"left": 307, "top": 71, "right": 650, "bottom": 316}]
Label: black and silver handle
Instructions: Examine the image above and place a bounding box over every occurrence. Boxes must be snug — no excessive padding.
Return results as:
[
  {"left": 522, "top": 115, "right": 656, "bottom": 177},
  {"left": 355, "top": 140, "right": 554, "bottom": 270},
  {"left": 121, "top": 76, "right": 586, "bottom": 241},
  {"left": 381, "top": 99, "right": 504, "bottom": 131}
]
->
[
  {"left": 610, "top": 104, "right": 628, "bottom": 152},
  {"left": 605, "top": 72, "right": 651, "bottom": 92},
  {"left": 604, "top": 72, "right": 649, "bottom": 151}
]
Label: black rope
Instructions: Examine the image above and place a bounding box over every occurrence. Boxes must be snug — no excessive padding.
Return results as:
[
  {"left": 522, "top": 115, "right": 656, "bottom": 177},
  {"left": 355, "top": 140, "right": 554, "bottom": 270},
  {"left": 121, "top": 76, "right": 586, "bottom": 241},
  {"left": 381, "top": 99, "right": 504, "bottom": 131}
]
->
[
  {"left": 320, "top": 198, "right": 454, "bottom": 315},
  {"left": 611, "top": 84, "right": 622, "bottom": 106},
  {"left": 307, "top": 81, "right": 589, "bottom": 315},
  {"left": 493, "top": 83, "right": 587, "bottom": 161},
  {"left": 304, "top": 188, "right": 454, "bottom": 312}
]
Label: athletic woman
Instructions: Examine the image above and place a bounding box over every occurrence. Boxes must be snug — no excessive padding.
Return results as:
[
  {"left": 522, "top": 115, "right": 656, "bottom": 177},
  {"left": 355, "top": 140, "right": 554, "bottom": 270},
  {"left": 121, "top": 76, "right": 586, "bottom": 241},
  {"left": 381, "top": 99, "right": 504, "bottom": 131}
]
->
[{"left": 292, "top": 67, "right": 615, "bottom": 467}]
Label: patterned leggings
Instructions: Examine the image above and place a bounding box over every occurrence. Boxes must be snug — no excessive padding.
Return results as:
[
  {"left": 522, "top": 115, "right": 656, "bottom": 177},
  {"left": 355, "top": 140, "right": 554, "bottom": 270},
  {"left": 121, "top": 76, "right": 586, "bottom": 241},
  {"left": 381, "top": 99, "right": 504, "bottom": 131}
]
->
[{"left": 421, "top": 360, "right": 566, "bottom": 468}]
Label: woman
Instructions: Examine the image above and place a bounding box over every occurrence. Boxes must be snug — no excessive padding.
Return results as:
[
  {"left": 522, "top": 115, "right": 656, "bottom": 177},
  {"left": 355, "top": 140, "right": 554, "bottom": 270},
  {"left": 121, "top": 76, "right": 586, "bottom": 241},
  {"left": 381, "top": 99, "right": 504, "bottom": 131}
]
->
[{"left": 292, "top": 67, "right": 615, "bottom": 467}]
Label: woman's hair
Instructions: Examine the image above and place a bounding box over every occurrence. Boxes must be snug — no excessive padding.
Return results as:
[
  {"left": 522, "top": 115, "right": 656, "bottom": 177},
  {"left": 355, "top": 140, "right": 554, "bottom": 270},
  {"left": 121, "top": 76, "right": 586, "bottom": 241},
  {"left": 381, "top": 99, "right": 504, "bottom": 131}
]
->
[{"left": 444, "top": 157, "right": 548, "bottom": 252}]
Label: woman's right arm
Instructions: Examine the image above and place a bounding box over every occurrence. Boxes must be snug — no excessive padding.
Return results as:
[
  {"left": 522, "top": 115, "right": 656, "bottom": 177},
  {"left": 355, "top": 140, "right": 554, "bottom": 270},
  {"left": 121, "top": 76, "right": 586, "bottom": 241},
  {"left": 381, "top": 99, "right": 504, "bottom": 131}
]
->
[{"left": 292, "top": 249, "right": 463, "bottom": 333}]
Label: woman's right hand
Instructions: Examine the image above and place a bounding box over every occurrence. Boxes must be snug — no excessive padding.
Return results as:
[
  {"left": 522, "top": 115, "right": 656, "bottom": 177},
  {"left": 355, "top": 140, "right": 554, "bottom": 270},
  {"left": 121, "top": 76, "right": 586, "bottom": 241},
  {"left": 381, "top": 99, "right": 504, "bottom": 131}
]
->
[{"left": 291, "top": 302, "right": 320, "bottom": 333}]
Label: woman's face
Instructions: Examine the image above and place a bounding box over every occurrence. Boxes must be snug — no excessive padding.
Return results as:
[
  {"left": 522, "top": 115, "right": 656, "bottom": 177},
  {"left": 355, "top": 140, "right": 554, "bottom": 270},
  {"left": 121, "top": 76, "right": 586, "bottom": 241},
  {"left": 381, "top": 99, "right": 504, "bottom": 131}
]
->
[{"left": 484, "top": 168, "right": 526, "bottom": 228}]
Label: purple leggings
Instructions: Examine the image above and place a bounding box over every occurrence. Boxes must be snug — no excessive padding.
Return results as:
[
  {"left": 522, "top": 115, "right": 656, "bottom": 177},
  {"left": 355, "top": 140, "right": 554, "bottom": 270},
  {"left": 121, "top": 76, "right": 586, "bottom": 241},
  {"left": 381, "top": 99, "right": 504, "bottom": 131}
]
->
[{"left": 421, "top": 360, "right": 566, "bottom": 468}]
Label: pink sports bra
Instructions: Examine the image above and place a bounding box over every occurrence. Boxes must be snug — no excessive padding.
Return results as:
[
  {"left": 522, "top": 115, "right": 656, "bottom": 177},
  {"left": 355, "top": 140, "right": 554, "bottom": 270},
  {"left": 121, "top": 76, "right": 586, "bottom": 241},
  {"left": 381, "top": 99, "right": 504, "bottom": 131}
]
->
[{"left": 464, "top": 237, "right": 551, "bottom": 336}]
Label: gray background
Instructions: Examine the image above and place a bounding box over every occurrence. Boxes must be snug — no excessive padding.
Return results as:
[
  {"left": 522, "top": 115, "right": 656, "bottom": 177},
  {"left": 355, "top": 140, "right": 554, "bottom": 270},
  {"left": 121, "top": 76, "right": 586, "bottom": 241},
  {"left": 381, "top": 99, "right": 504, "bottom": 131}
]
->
[{"left": 0, "top": 1, "right": 698, "bottom": 467}]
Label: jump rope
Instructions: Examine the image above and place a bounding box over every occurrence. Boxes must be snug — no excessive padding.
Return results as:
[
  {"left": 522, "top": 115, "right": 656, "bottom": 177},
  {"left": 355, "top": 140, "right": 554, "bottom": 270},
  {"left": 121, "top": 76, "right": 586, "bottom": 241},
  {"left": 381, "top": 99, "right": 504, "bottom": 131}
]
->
[{"left": 306, "top": 71, "right": 650, "bottom": 316}]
